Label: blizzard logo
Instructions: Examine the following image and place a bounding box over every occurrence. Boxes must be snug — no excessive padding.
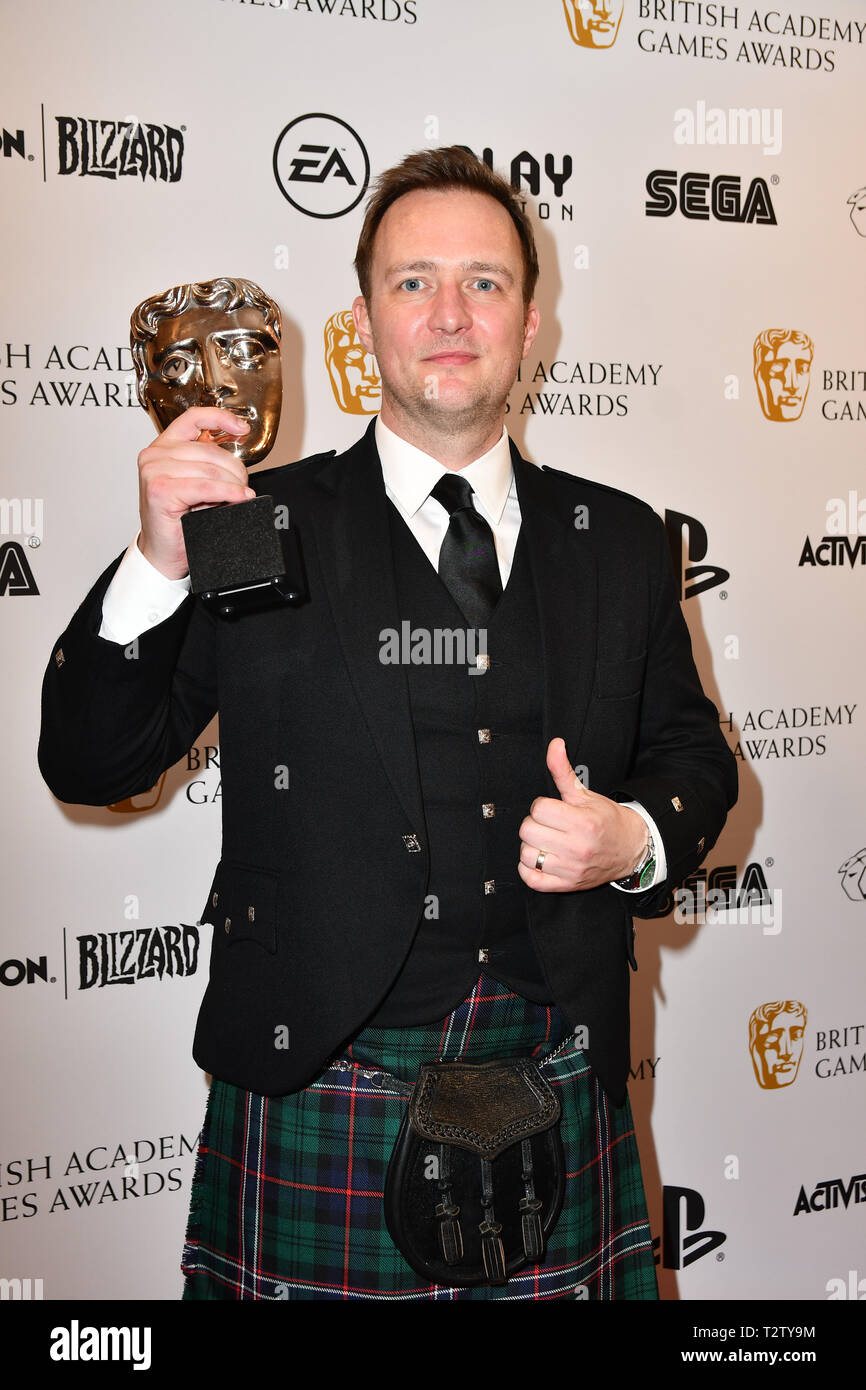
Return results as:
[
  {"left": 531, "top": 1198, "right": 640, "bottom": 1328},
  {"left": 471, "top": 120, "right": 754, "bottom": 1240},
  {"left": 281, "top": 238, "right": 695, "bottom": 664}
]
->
[
  {"left": 56, "top": 117, "right": 183, "bottom": 182},
  {"left": 77, "top": 926, "right": 199, "bottom": 989}
]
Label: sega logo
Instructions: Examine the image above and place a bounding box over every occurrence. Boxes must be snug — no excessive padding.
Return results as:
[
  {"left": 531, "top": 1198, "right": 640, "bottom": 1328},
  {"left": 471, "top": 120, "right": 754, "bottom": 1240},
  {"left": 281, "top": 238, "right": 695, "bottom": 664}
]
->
[{"left": 645, "top": 169, "right": 776, "bottom": 225}]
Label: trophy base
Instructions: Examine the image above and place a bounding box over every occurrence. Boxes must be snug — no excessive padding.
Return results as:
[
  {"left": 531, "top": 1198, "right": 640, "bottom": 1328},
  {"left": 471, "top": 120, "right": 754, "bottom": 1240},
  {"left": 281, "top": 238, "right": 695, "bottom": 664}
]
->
[
  {"left": 181, "top": 495, "right": 308, "bottom": 619},
  {"left": 200, "top": 572, "right": 304, "bottom": 619}
]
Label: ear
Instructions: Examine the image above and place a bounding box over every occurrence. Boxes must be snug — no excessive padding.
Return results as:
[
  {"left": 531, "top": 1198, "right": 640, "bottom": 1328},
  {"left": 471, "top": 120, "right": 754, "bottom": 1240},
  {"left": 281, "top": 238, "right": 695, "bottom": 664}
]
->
[
  {"left": 352, "top": 295, "right": 375, "bottom": 354},
  {"left": 521, "top": 300, "right": 540, "bottom": 359}
]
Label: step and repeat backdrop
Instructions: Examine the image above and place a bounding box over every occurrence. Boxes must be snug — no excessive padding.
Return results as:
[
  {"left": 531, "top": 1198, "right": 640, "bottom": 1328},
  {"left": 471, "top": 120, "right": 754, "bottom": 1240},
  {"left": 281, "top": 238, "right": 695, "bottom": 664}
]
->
[{"left": 2, "top": 0, "right": 864, "bottom": 1302}]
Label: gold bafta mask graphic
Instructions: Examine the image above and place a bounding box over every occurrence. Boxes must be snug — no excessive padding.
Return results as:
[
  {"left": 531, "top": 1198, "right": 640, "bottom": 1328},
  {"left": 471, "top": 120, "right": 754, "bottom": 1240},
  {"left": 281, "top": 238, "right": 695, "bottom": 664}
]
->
[
  {"left": 848, "top": 186, "right": 866, "bottom": 237},
  {"left": 561, "top": 0, "right": 624, "bottom": 48},
  {"left": 753, "top": 329, "right": 814, "bottom": 422},
  {"left": 749, "top": 1000, "right": 807, "bottom": 1089},
  {"left": 107, "top": 772, "right": 168, "bottom": 813},
  {"left": 324, "top": 309, "right": 381, "bottom": 415},
  {"left": 130, "top": 278, "right": 282, "bottom": 466}
]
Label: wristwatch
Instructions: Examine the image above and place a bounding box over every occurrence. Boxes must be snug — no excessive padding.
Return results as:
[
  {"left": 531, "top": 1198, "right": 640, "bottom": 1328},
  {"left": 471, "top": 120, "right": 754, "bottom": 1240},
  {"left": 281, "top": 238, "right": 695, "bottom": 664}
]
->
[{"left": 614, "top": 830, "right": 656, "bottom": 892}]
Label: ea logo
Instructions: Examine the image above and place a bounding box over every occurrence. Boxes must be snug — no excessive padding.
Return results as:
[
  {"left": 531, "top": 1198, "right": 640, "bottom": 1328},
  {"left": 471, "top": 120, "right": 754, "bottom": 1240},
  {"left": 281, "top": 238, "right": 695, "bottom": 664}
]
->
[{"left": 273, "top": 113, "right": 369, "bottom": 219}]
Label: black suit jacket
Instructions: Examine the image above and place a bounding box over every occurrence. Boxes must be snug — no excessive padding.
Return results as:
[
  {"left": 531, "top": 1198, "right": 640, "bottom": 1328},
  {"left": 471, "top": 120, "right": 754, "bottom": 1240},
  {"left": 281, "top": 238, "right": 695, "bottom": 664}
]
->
[{"left": 38, "top": 423, "right": 737, "bottom": 1103}]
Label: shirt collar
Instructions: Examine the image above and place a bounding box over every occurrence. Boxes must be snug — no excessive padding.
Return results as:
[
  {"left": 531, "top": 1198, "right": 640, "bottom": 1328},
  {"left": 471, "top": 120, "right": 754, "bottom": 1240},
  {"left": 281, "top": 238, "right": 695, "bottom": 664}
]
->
[{"left": 375, "top": 416, "right": 513, "bottom": 524}]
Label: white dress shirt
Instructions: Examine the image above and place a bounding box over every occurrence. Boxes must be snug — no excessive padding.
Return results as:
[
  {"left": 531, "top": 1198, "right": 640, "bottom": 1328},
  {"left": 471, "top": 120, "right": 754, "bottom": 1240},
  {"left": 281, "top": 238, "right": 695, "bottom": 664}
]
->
[{"left": 98, "top": 417, "right": 665, "bottom": 889}]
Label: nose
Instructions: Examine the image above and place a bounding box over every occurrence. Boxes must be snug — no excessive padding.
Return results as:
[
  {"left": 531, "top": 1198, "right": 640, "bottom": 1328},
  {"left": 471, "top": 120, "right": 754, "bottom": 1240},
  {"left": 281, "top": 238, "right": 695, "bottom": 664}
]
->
[
  {"left": 362, "top": 352, "right": 380, "bottom": 386},
  {"left": 428, "top": 280, "right": 472, "bottom": 336},
  {"left": 201, "top": 342, "right": 239, "bottom": 403}
]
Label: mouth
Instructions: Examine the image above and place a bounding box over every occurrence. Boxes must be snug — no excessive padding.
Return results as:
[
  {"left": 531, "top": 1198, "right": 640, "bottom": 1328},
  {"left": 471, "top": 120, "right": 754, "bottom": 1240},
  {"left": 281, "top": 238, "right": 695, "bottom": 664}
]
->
[
  {"left": 202, "top": 407, "right": 259, "bottom": 448},
  {"left": 423, "top": 352, "right": 478, "bottom": 366}
]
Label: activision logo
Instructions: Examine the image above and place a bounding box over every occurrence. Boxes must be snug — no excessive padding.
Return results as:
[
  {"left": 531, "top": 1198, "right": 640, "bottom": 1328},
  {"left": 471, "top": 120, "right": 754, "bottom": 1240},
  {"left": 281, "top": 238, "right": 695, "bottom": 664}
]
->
[
  {"left": 800, "top": 492, "right": 866, "bottom": 568},
  {"left": 794, "top": 1172, "right": 866, "bottom": 1216}
]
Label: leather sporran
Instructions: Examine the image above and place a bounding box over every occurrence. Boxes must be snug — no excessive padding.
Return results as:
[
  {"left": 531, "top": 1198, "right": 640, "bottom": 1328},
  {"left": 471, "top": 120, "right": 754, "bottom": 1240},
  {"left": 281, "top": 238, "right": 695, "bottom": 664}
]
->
[{"left": 384, "top": 1057, "right": 565, "bottom": 1287}]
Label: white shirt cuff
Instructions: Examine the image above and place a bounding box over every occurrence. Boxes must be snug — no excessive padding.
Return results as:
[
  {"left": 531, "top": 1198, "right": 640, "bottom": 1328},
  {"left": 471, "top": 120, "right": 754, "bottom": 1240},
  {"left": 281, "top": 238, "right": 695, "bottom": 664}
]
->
[
  {"left": 99, "top": 533, "right": 191, "bottom": 645},
  {"left": 610, "top": 801, "right": 667, "bottom": 893}
]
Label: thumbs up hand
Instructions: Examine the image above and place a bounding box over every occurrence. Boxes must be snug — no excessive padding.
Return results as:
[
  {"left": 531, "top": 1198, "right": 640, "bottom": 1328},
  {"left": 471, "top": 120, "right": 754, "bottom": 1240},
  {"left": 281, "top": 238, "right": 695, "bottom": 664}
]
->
[{"left": 517, "top": 738, "right": 649, "bottom": 893}]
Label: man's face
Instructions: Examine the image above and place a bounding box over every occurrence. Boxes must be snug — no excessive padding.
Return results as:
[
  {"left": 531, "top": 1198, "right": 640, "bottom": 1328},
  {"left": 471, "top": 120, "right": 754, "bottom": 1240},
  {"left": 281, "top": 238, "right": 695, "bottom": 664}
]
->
[
  {"left": 141, "top": 304, "right": 282, "bottom": 465},
  {"left": 325, "top": 313, "right": 381, "bottom": 414},
  {"left": 752, "top": 1010, "right": 805, "bottom": 1088},
  {"left": 562, "top": 0, "right": 624, "bottom": 48},
  {"left": 755, "top": 338, "right": 813, "bottom": 421},
  {"left": 353, "top": 187, "right": 539, "bottom": 445}
]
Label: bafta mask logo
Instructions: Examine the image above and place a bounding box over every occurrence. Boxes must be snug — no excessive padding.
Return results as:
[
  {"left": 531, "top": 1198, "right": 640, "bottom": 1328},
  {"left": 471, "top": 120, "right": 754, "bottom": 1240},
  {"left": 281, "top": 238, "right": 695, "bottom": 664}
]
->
[
  {"left": 561, "top": 0, "right": 624, "bottom": 49},
  {"left": 753, "top": 329, "right": 814, "bottom": 422},
  {"left": 847, "top": 186, "right": 866, "bottom": 237},
  {"left": 749, "top": 1000, "right": 807, "bottom": 1089},
  {"left": 839, "top": 848, "right": 866, "bottom": 901},
  {"left": 130, "top": 277, "right": 282, "bottom": 466},
  {"left": 324, "top": 309, "right": 381, "bottom": 415},
  {"left": 107, "top": 772, "right": 168, "bottom": 813}
]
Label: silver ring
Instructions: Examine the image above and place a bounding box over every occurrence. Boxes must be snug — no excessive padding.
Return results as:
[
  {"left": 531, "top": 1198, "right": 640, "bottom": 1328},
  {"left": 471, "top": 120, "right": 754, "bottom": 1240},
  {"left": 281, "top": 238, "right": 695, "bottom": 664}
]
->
[{"left": 535, "top": 849, "right": 547, "bottom": 872}]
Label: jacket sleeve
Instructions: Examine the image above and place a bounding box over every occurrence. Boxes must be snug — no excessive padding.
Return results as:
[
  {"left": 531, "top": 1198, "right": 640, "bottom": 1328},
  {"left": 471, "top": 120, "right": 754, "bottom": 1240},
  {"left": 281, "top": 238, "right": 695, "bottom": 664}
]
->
[
  {"left": 38, "top": 552, "right": 218, "bottom": 806},
  {"left": 611, "top": 512, "right": 738, "bottom": 916}
]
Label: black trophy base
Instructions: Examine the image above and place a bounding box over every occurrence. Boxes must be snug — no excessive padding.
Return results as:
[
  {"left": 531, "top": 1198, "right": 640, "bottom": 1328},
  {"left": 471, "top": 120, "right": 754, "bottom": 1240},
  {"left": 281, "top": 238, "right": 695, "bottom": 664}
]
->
[{"left": 180, "top": 495, "right": 307, "bottom": 619}]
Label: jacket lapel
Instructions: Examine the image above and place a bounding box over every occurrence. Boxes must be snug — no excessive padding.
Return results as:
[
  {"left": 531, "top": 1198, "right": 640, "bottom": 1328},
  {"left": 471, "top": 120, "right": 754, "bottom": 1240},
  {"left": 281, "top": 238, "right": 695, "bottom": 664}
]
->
[
  {"left": 306, "top": 422, "right": 426, "bottom": 838},
  {"left": 511, "top": 444, "right": 599, "bottom": 786}
]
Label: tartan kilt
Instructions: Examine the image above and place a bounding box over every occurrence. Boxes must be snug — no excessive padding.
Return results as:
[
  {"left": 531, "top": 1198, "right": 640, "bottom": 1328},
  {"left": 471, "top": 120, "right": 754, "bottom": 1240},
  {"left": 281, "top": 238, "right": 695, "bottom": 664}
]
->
[{"left": 181, "top": 973, "right": 657, "bottom": 1301}]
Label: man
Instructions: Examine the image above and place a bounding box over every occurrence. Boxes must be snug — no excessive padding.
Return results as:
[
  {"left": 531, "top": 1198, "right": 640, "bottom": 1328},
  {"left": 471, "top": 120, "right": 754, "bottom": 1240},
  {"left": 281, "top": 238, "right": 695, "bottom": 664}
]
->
[
  {"left": 749, "top": 1001, "right": 807, "bottom": 1089},
  {"left": 39, "top": 147, "right": 737, "bottom": 1300},
  {"left": 753, "top": 328, "right": 814, "bottom": 422}
]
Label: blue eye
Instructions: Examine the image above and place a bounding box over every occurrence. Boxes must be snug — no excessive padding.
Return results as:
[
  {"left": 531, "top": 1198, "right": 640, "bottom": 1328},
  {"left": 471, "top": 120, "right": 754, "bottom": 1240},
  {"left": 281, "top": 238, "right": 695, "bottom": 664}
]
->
[
  {"left": 401, "top": 278, "right": 422, "bottom": 291},
  {"left": 474, "top": 279, "right": 496, "bottom": 291}
]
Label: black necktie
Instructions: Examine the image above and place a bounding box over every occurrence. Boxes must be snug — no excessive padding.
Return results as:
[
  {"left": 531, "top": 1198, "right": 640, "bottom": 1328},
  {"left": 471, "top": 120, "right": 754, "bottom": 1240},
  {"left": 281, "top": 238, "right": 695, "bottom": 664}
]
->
[{"left": 430, "top": 473, "right": 503, "bottom": 627}]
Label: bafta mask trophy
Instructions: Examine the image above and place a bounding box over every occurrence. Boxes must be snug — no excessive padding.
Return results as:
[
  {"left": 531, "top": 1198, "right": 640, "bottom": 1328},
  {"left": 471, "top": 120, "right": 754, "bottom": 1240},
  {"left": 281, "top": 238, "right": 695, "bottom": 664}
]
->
[{"left": 130, "top": 276, "right": 304, "bottom": 616}]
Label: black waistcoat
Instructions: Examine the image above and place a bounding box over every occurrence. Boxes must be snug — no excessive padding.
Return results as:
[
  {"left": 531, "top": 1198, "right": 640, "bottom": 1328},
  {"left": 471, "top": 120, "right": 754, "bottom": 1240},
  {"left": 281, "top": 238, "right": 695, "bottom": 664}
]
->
[{"left": 365, "top": 502, "right": 553, "bottom": 1027}]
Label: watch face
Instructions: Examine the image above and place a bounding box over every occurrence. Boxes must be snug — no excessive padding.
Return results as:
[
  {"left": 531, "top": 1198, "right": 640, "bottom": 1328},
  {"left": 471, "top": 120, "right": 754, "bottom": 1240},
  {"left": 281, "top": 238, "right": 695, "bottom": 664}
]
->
[{"left": 638, "top": 858, "right": 657, "bottom": 889}]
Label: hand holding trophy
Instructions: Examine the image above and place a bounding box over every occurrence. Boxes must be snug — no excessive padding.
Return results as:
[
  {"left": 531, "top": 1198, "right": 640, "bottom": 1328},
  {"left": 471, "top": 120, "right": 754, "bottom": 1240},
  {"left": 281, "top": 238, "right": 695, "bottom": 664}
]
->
[{"left": 130, "top": 277, "right": 304, "bottom": 615}]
